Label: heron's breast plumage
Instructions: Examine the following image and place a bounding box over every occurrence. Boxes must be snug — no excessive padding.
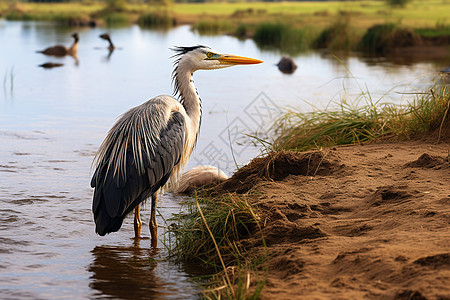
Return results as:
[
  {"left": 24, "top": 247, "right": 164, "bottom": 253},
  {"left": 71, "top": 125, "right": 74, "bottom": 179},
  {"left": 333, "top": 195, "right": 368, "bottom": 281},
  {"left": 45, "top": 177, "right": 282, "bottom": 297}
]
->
[{"left": 148, "top": 95, "right": 198, "bottom": 187}]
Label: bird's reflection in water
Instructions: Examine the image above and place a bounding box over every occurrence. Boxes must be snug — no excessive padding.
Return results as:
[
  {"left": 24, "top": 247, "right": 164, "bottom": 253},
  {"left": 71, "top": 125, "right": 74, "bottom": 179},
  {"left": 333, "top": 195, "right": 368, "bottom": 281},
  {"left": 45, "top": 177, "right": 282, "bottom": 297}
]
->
[
  {"left": 89, "top": 241, "right": 165, "bottom": 299},
  {"left": 105, "top": 48, "right": 114, "bottom": 61}
]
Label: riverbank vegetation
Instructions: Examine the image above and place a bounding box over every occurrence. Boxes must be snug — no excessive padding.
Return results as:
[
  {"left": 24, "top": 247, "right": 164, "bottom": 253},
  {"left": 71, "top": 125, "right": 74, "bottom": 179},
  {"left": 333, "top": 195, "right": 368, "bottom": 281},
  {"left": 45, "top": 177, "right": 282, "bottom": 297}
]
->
[
  {"left": 165, "top": 80, "right": 449, "bottom": 297},
  {"left": 166, "top": 191, "right": 266, "bottom": 299},
  {"left": 273, "top": 83, "right": 450, "bottom": 151},
  {"left": 1, "top": 1, "right": 449, "bottom": 52}
]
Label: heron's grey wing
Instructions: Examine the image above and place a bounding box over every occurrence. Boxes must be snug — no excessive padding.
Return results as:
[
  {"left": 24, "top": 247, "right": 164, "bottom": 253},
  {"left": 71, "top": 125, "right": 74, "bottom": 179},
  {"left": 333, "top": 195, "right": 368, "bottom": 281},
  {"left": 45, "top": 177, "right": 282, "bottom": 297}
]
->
[
  {"left": 91, "top": 111, "right": 185, "bottom": 236},
  {"left": 147, "top": 111, "right": 185, "bottom": 191}
]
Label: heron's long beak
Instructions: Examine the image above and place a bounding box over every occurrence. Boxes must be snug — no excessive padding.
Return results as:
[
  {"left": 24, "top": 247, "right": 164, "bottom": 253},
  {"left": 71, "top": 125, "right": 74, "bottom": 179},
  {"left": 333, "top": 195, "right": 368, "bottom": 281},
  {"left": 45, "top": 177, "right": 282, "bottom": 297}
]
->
[{"left": 218, "top": 54, "right": 263, "bottom": 65}]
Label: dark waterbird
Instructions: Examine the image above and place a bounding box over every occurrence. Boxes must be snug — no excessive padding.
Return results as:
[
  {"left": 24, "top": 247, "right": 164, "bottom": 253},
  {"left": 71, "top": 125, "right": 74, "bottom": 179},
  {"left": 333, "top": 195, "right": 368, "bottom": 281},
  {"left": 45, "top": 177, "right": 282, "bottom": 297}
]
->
[
  {"left": 91, "top": 45, "right": 262, "bottom": 246},
  {"left": 99, "top": 33, "right": 116, "bottom": 52},
  {"left": 36, "top": 33, "right": 79, "bottom": 57},
  {"left": 277, "top": 56, "right": 297, "bottom": 74},
  {"left": 98, "top": 33, "right": 120, "bottom": 60}
]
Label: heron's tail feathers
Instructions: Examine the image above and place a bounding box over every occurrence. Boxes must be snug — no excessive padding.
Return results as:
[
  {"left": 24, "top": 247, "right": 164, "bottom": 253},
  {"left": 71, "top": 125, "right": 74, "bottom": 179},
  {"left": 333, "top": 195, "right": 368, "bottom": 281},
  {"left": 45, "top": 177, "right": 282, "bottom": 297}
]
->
[{"left": 94, "top": 200, "right": 124, "bottom": 236}]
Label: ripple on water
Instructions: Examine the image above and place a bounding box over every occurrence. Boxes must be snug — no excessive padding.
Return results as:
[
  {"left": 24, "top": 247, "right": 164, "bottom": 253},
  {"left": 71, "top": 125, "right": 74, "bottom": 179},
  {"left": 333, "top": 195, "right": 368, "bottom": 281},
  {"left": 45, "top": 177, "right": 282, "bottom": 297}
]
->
[
  {"left": 46, "top": 160, "right": 76, "bottom": 163},
  {"left": 0, "top": 290, "right": 43, "bottom": 300},
  {"left": 30, "top": 252, "right": 58, "bottom": 259},
  {"left": 0, "top": 209, "right": 23, "bottom": 228},
  {"left": 13, "top": 152, "right": 32, "bottom": 156},
  {"left": 0, "top": 131, "right": 50, "bottom": 141},
  {"left": 10, "top": 198, "right": 48, "bottom": 206},
  {"left": 25, "top": 264, "right": 44, "bottom": 269},
  {"left": 10, "top": 194, "right": 67, "bottom": 206},
  {"left": 0, "top": 237, "right": 31, "bottom": 254},
  {"left": 0, "top": 165, "right": 17, "bottom": 173},
  {"left": 74, "top": 149, "right": 97, "bottom": 157}
]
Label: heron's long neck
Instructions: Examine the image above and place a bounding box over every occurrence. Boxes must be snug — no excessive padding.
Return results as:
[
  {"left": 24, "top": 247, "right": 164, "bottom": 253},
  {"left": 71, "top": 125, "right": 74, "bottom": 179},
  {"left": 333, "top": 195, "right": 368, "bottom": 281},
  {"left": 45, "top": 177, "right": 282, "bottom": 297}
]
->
[{"left": 175, "top": 68, "right": 202, "bottom": 132}]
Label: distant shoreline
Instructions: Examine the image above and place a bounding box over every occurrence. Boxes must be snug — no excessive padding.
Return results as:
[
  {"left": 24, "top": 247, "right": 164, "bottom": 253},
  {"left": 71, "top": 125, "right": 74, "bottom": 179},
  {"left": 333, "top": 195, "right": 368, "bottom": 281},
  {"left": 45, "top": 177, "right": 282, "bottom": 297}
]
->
[{"left": 1, "top": 1, "right": 449, "bottom": 54}]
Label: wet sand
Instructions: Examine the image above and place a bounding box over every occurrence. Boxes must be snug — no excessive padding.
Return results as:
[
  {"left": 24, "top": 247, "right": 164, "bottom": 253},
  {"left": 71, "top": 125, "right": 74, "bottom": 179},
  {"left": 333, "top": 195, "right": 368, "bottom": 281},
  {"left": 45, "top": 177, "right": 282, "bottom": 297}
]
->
[{"left": 219, "top": 127, "right": 450, "bottom": 299}]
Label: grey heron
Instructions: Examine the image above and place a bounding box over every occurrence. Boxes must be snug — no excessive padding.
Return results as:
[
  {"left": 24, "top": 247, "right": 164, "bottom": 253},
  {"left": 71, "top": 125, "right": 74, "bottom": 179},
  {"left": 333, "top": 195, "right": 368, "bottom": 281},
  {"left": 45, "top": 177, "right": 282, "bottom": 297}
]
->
[
  {"left": 37, "top": 33, "right": 79, "bottom": 57},
  {"left": 91, "top": 45, "right": 262, "bottom": 245}
]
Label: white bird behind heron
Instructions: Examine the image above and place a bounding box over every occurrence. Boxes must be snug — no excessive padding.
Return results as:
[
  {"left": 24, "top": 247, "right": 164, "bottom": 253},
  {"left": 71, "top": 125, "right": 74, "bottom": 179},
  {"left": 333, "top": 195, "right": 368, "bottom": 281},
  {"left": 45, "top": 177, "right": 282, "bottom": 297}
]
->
[{"left": 175, "top": 165, "right": 228, "bottom": 194}]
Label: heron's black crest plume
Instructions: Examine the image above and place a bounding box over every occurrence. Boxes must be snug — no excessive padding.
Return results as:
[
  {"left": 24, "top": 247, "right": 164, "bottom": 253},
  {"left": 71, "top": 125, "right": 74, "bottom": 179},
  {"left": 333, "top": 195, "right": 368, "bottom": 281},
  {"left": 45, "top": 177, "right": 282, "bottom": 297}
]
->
[{"left": 171, "top": 45, "right": 207, "bottom": 57}]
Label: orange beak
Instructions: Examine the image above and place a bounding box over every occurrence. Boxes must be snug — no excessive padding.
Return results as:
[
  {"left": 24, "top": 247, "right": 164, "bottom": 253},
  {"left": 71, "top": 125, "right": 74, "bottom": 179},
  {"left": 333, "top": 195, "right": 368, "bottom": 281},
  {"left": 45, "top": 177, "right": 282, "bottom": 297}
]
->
[{"left": 218, "top": 54, "right": 263, "bottom": 65}]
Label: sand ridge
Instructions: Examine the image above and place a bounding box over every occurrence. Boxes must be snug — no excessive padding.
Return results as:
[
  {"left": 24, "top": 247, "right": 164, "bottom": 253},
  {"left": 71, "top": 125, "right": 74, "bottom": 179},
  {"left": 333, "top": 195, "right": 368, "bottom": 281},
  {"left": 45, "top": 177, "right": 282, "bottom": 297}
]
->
[{"left": 219, "top": 139, "right": 450, "bottom": 299}]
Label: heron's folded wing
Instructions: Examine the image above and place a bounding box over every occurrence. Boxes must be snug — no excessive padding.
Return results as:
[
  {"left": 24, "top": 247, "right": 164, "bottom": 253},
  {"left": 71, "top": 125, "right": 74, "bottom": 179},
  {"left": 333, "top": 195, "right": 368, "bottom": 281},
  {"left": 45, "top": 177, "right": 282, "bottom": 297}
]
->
[
  {"left": 146, "top": 111, "right": 185, "bottom": 190},
  {"left": 91, "top": 111, "right": 186, "bottom": 232}
]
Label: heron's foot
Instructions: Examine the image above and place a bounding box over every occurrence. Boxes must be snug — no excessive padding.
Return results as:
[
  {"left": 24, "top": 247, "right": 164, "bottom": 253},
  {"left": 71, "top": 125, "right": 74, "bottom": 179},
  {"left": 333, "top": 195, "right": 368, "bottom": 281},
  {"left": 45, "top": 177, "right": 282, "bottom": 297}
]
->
[
  {"left": 132, "top": 236, "right": 150, "bottom": 241},
  {"left": 150, "top": 237, "right": 158, "bottom": 248},
  {"left": 149, "top": 226, "right": 158, "bottom": 247}
]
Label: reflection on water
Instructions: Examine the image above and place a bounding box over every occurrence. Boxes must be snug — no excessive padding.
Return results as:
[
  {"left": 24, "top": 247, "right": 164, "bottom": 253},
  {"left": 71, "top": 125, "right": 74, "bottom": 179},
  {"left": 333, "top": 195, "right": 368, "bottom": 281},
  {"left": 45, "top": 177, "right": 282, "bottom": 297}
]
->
[
  {"left": 0, "top": 20, "right": 448, "bottom": 299},
  {"left": 89, "top": 242, "right": 211, "bottom": 300},
  {"left": 89, "top": 244, "right": 165, "bottom": 299}
]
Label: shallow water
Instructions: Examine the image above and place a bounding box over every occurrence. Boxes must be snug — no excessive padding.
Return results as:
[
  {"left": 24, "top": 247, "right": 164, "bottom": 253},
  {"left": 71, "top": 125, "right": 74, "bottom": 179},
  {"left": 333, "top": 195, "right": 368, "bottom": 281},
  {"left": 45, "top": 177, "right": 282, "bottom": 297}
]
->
[{"left": 0, "top": 20, "right": 447, "bottom": 299}]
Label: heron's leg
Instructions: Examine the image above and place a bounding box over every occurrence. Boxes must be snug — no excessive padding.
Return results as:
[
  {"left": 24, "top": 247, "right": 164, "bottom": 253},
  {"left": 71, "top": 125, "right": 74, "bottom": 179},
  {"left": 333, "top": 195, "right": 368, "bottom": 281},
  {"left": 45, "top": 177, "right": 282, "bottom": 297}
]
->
[
  {"left": 149, "top": 193, "right": 158, "bottom": 245},
  {"left": 134, "top": 204, "right": 142, "bottom": 238}
]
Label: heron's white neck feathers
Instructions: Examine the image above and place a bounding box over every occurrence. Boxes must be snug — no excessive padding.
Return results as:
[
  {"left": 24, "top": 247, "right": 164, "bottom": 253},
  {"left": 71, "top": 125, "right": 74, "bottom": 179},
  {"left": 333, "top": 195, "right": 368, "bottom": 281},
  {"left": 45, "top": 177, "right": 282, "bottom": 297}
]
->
[
  {"left": 166, "top": 59, "right": 203, "bottom": 188},
  {"left": 173, "top": 62, "right": 202, "bottom": 134}
]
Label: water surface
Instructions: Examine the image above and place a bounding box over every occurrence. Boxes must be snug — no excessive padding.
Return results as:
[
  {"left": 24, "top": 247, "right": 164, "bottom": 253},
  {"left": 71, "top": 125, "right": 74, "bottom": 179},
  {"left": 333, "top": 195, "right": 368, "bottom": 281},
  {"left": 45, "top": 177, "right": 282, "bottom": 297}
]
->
[{"left": 0, "top": 20, "right": 446, "bottom": 299}]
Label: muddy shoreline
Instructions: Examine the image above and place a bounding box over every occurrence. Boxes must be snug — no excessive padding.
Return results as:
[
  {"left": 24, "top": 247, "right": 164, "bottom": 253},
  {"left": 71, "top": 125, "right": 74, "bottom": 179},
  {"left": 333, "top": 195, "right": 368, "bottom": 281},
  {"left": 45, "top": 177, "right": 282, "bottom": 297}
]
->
[{"left": 216, "top": 131, "right": 450, "bottom": 299}]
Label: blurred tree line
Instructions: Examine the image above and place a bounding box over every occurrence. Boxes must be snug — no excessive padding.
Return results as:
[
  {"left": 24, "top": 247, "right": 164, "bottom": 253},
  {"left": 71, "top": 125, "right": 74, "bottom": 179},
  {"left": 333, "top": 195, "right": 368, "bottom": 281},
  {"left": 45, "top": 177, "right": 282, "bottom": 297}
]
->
[{"left": 25, "top": 0, "right": 413, "bottom": 5}]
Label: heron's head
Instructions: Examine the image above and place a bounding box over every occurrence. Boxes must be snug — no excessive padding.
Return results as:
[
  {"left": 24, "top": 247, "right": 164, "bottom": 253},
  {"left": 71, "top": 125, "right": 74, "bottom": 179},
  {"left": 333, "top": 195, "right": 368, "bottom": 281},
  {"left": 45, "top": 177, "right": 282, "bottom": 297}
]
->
[{"left": 172, "top": 45, "right": 263, "bottom": 72}]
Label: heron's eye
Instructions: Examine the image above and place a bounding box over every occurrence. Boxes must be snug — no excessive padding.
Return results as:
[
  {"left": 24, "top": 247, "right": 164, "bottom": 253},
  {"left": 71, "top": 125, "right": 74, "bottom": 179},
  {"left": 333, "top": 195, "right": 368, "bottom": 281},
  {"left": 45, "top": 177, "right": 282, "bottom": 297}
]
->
[{"left": 206, "top": 52, "right": 214, "bottom": 59}]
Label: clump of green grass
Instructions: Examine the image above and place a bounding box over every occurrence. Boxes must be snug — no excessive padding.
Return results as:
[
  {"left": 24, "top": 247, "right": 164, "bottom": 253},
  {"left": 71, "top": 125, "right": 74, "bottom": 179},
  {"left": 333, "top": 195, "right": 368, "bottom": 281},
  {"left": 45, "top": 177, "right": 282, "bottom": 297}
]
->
[
  {"left": 105, "top": 0, "right": 127, "bottom": 13},
  {"left": 3, "top": 3, "right": 28, "bottom": 20},
  {"left": 202, "top": 265, "right": 266, "bottom": 300},
  {"left": 234, "top": 23, "right": 249, "bottom": 39},
  {"left": 166, "top": 191, "right": 265, "bottom": 299},
  {"left": 102, "top": 12, "right": 129, "bottom": 26},
  {"left": 5, "top": 11, "right": 33, "bottom": 21},
  {"left": 52, "top": 13, "right": 93, "bottom": 26},
  {"left": 192, "top": 19, "right": 233, "bottom": 35},
  {"left": 167, "top": 192, "right": 260, "bottom": 265},
  {"left": 360, "top": 23, "right": 422, "bottom": 53},
  {"left": 137, "top": 11, "right": 175, "bottom": 28},
  {"left": 386, "top": 0, "right": 412, "bottom": 8},
  {"left": 314, "top": 16, "right": 360, "bottom": 51},
  {"left": 273, "top": 84, "right": 450, "bottom": 151},
  {"left": 252, "top": 22, "right": 313, "bottom": 53},
  {"left": 415, "top": 21, "right": 450, "bottom": 39},
  {"left": 4, "top": 3, "right": 97, "bottom": 24}
]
